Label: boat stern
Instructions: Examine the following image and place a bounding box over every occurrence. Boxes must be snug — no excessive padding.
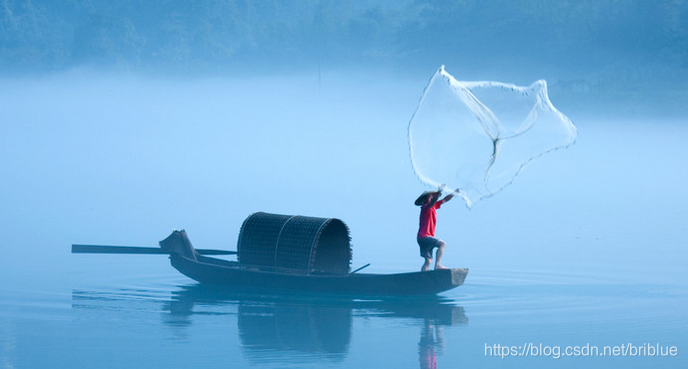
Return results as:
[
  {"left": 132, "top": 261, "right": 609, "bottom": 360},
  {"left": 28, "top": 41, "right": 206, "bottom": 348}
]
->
[{"left": 159, "top": 230, "right": 199, "bottom": 260}]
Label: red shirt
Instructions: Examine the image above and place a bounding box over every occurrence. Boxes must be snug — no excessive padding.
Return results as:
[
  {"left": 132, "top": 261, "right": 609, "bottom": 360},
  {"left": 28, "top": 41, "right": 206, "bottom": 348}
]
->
[{"left": 417, "top": 200, "right": 444, "bottom": 239}]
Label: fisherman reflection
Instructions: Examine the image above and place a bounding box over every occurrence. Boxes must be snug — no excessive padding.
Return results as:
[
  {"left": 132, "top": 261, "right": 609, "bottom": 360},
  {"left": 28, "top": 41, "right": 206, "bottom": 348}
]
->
[{"left": 419, "top": 318, "right": 444, "bottom": 369}]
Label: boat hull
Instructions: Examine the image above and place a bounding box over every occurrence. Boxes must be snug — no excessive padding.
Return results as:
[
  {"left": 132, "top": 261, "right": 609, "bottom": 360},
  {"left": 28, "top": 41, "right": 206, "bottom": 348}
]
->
[{"left": 170, "top": 254, "right": 468, "bottom": 297}]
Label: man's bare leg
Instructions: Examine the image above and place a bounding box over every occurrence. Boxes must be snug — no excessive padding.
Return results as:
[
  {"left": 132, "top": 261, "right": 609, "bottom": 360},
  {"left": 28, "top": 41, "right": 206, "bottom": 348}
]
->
[
  {"left": 434, "top": 242, "right": 447, "bottom": 270},
  {"left": 422, "top": 257, "right": 432, "bottom": 272}
]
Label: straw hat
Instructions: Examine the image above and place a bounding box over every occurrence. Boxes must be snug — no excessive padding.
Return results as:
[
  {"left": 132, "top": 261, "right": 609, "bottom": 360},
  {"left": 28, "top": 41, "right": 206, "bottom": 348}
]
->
[{"left": 414, "top": 191, "right": 437, "bottom": 206}]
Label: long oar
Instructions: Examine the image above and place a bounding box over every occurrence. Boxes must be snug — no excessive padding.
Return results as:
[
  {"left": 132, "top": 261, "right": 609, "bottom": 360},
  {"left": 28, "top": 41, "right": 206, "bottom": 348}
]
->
[{"left": 72, "top": 244, "right": 236, "bottom": 255}]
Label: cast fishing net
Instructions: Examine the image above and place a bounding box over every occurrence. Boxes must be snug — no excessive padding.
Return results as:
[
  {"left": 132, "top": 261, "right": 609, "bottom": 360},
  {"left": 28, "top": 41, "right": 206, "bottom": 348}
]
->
[{"left": 408, "top": 66, "right": 577, "bottom": 207}]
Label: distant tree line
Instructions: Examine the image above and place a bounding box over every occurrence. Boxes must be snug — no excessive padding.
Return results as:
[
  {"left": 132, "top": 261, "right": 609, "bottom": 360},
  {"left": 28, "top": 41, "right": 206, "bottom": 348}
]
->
[{"left": 1, "top": 0, "right": 687, "bottom": 80}]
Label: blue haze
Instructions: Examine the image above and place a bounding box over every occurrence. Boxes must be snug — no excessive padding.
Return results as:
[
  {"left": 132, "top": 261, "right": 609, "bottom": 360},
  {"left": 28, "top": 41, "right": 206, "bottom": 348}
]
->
[{"left": 1, "top": 1, "right": 687, "bottom": 368}]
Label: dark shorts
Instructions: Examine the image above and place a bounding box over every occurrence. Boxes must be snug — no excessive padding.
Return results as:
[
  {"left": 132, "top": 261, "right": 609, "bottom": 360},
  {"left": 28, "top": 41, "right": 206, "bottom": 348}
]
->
[{"left": 417, "top": 237, "right": 445, "bottom": 259}]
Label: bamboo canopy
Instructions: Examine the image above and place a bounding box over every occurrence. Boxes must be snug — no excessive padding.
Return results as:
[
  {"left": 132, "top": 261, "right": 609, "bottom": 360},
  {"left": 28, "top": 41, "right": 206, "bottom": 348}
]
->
[{"left": 237, "top": 212, "right": 352, "bottom": 275}]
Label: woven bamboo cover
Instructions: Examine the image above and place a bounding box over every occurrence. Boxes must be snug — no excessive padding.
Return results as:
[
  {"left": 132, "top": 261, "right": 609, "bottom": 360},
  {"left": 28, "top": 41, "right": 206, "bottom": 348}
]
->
[{"left": 237, "top": 212, "right": 352, "bottom": 274}]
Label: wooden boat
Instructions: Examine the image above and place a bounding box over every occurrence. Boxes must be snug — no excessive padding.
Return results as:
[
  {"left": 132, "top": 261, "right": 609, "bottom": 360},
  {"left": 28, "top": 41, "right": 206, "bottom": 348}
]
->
[
  {"left": 168, "top": 240, "right": 468, "bottom": 296},
  {"left": 73, "top": 212, "right": 468, "bottom": 297}
]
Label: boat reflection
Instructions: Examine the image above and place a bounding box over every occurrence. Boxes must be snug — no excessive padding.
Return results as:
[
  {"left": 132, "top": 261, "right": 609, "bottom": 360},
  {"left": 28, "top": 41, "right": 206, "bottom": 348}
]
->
[
  {"left": 72, "top": 284, "right": 467, "bottom": 365},
  {"left": 166, "top": 284, "right": 467, "bottom": 365},
  {"left": 237, "top": 299, "right": 352, "bottom": 360}
]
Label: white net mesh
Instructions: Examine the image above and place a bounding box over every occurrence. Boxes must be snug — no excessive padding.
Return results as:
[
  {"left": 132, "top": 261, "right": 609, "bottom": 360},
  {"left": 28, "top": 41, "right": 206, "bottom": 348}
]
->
[{"left": 409, "top": 66, "right": 577, "bottom": 207}]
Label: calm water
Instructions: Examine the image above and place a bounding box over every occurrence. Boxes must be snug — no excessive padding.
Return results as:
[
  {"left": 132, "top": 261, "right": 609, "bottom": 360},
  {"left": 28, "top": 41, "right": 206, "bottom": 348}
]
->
[{"left": 1, "top": 74, "right": 687, "bottom": 368}]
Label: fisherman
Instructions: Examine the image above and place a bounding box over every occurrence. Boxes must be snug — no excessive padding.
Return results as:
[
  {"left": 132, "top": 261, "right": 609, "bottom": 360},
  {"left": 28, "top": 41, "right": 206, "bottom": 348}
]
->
[{"left": 415, "top": 185, "right": 459, "bottom": 272}]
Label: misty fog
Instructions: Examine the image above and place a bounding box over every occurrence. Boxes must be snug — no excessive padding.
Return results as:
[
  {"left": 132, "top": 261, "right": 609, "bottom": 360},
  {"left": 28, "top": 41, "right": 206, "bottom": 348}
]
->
[
  {"left": 2, "top": 0, "right": 687, "bottom": 114},
  {"left": 1, "top": 0, "right": 687, "bottom": 273}
]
